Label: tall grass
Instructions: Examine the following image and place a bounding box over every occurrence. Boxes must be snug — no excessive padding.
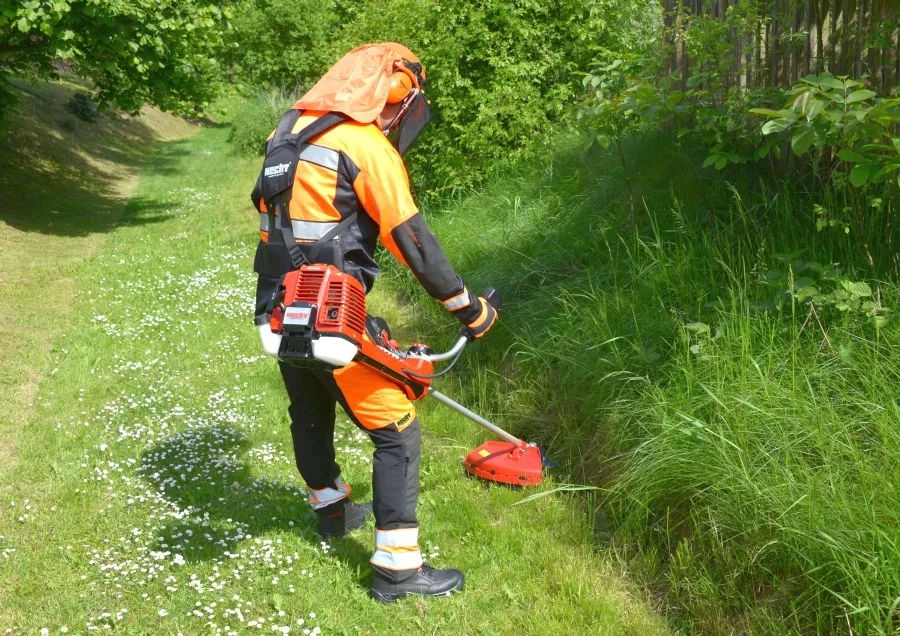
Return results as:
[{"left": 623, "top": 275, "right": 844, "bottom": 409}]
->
[
  {"left": 222, "top": 88, "right": 300, "bottom": 157},
  {"left": 386, "top": 131, "right": 900, "bottom": 633}
]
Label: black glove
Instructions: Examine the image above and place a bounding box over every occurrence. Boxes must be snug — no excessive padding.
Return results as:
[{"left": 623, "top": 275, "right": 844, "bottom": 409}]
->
[
  {"left": 464, "top": 296, "right": 498, "bottom": 339},
  {"left": 445, "top": 287, "right": 500, "bottom": 339}
]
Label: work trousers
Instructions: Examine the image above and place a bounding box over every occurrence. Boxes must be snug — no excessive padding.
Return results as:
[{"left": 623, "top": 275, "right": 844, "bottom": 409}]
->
[{"left": 278, "top": 362, "right": 424, "bottom": 581}]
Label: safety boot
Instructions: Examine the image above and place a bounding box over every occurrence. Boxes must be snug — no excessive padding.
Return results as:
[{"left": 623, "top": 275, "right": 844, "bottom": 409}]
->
[
  {"left": 316, "top": 500, "right": 372, "bottom": 538},
  {"left": 370, "top": 563, "right": 464, "bottom": 603}
]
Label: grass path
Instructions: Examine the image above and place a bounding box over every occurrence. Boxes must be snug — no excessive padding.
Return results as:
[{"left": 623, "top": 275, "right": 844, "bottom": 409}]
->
[
  {"left": 0, "top": 78, "right": 194, "bottom": 474},
  {"left": 0, "top": 124, "right": 667, "bottom": 635}
]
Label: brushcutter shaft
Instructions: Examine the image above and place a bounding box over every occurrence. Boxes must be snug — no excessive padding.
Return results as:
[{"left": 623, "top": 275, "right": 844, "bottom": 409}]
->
[{"left": 427, "top": 388, "right": 527, "bottom": 449}]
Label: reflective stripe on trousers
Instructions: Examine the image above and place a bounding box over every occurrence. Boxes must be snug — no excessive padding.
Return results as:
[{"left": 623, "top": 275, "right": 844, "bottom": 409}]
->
[
  {"left": 259, "top": 214, "right": 340, "bottom": 241},
  {"left": 370, "top": 526, "right": 423, "bottom": 571},
  {"left": 307, "top": 476, "right": 351, "bottom": 510}
]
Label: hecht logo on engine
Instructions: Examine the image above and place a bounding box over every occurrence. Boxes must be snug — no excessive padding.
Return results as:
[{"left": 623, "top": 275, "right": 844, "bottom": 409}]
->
[
  {"left": 264, "top": 163, "right": 291, "bottom": 178},
  {"left": 283, "top": 308, "right": 311, "bottom": 326}
]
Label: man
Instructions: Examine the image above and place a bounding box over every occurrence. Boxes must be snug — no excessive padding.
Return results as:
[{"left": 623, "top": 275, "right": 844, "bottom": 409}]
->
[{"left": 250, "top": 43, "right": 497, "bottom": 602}]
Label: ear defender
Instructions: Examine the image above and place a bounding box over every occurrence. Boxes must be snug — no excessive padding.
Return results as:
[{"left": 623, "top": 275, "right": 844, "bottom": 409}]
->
[{"left": 386, "top": 70, "right": 414, "bottom": 104}]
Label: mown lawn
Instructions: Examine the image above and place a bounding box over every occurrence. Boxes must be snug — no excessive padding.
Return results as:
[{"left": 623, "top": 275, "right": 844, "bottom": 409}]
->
[{"left": 0, "top": 120, "right": 667, "bottom": 634}]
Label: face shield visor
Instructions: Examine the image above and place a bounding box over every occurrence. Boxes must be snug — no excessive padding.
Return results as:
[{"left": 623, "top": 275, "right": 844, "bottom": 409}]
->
[{"left": 387, "top": 89, "right": 432, "bottom": 156}]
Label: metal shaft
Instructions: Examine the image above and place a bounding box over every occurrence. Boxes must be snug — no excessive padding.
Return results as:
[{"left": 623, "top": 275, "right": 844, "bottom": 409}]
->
[{"left": 427, "top": 388, "right": 526, "bottom": 449}]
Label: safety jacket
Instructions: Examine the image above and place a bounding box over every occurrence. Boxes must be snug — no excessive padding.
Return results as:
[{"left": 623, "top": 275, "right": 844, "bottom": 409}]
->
[{"left": 251, "top": 110, "right": 483, "bottom": 326}]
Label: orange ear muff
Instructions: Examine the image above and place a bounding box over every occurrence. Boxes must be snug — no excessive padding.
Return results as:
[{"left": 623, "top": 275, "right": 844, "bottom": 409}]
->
[{"left": 386, "top": 71, "right": 413, "bottom": 104}]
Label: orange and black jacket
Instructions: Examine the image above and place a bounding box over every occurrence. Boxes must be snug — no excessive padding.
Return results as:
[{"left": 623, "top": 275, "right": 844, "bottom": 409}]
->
[{"left": 251, "top": 110, "right": 482, "bottom": 325}]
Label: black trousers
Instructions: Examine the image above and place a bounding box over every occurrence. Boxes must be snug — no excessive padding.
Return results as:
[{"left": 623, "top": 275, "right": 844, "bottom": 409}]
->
[{"left": 278, "top": 362, "right": 421, "bottom": 580}]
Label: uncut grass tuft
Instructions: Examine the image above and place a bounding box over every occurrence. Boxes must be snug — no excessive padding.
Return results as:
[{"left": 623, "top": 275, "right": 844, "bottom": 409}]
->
[{"left": 397, "top": 131, "right": 900, "bottom": 634}]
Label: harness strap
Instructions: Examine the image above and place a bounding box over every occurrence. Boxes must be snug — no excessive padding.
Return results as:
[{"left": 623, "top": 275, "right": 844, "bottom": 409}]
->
[
  {"left": 268, "top": 108, "right": 302, "bottom": 154},
  {"left": 265, "top": 108, "right": 302, "bottom": 246},
  {"left": 263, "top": 111, "right": 350, "bottom": 269},
  {"left": 306, "top": 211, "right": 358, "bottom": 264}
]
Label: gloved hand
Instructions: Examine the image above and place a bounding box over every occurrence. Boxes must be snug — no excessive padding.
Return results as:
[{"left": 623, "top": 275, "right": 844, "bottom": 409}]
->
[{"left": 464, "top": 296, "right": 498, "bottom": 339}]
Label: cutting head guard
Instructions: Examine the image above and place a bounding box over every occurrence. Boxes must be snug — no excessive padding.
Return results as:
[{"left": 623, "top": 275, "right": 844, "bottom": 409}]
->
[{"left": 295, "top": 43, "right": 431, "bottom": 155}]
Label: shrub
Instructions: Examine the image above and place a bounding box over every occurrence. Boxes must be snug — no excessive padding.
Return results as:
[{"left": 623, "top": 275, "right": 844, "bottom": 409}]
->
[
  {"left": 221, "top": 0, "right": 338, "bottom": 95},
  {"left": 219, "top": 0, "right": 656, "bottom": 191},
  {"left": 226, "top": 89, "right": 299, "bottom": 157},
  {"left": 336, "top": 0, "right": 658, "bottom": 192},
  {"left": 66, "top": 93, "right": 100, "bottom": 122}
]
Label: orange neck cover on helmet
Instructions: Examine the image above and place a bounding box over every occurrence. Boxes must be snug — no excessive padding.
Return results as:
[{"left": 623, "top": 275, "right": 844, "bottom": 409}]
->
[{"left": 295, "top": 43, "right": 423, "bottom": 124}]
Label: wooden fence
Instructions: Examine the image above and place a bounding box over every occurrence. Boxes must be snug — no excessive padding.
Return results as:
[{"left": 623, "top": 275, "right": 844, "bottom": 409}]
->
[{"left": 662, "top": 0, "right": 900, "bottom": 93}]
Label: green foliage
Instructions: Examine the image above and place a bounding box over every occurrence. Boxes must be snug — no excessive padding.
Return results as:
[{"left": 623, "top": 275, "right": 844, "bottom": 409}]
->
[
  {"left": 751, "top": 73, "right": 900, "bottom": 188},
  {"left": 221, "top": 0, "right": 339, "bottom": 95},
  {"left": 331, "top": 0, "right": 658, "bottom": 191},
  {"left": 0, "top": 0, "right": 225, "bottom": 117},
  {"left": 578, "top": 6, "right": 900, "bottom": 275},
  {"left": 217, "top": 0, "right": 657, "bottom": 190},
  {"left": 753, "top": 252, "right": 892, "bottom": 327},
  {"left": 65, "top": 92, "right": 98, "bottom": 122},
  {"left": 224, "top": 89, "right": 299, "bottom": 157}
]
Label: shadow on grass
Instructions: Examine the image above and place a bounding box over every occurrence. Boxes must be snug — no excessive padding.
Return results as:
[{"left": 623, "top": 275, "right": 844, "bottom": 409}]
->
[
  {"left": 0, "top": 77, "right": 193, "bottom": 237},
  {"left": 139, "top": 425, "right": 375, "bottom": 590}
]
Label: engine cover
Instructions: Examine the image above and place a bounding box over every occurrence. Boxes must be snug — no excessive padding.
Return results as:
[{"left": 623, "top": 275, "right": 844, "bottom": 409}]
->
[{"left": 270, "top": 265, "right": 367, "bottom": 369}]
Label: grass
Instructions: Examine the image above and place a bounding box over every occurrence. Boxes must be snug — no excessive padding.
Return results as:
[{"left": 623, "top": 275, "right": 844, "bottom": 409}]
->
[
  {"left": 399, "top": 131, "right": 900, "bottom": 634},
  {"left": 0, "top": 77, "right": 194, "bottom": 474},
  {"left": 0, "top": 109, "right": 667, "bottom": 633}
]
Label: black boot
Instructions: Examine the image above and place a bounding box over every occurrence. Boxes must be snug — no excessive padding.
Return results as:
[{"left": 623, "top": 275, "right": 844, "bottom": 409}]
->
[
  {"left": 316, "top": 500, "right": 372, "bottom": 538},
  {"left": 370, "top": 563, "right": 465, "bottom": 603}
]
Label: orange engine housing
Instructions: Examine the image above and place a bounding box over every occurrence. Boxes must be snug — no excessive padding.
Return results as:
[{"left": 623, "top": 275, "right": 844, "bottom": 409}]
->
[
  {"left": 269, "top": 264, "right": 434, "bottom": 400},
  {"left": 270, "top": 264, "right": 367, "bottom": 344}
]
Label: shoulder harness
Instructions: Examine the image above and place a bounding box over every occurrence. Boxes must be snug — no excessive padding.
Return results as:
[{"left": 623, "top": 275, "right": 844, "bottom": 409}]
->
[{"left": 256, "top": 110, "right": 357, "bottom": 268}]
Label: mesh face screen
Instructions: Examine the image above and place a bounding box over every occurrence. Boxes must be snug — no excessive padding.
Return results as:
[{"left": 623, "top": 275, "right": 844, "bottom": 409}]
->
[{"left": 395, "top": 92, "right": 432, "bottom": 156}]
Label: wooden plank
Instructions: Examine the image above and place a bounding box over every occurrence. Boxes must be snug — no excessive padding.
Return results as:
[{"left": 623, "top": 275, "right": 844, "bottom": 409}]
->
[
  {"left": 895, "top": 19, "right": 899, "bottom": 91},
  {"left": 841, "top": 0, "right": 851, "bottom": 75},
  {"left": 830, "top": 0, "right": 839, "bottom": 72},
  {"left": 817, "top": 0, "right": 826, "bottom": 73},
  {"left": 772, "top": 0, "right": 782, "bottom": 85},
  {"left": 855, "top": 0, "right": 863, "bottom": 77},
  {"left": 791, "top": 0, "right": 800, "bottom": 83},
  {"left": 804, "top": 0, "right": 812, "bottom": 76},
  {"left": 755, "top": 10, "right": 763, "bottom": 87}
]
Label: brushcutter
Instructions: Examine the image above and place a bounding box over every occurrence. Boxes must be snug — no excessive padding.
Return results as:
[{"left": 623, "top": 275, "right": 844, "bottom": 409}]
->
[{"left": 256, "top": 263, "right": 550, "bottom": 486}]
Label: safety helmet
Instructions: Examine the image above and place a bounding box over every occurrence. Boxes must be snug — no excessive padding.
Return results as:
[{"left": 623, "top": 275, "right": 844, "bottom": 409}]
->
[{"left": 295, "top": 43, "right": 431, "bottom": 155}]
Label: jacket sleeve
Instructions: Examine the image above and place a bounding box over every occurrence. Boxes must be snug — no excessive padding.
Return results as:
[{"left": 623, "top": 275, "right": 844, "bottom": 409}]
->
[{"left": 353, "top": 142, "right": 482, "bottom": 324}]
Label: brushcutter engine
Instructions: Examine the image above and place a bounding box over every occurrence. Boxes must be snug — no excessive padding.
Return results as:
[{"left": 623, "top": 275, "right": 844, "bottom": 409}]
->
[
  {"left": 263, "top": 264, "right": 367, "bottom": 368},
  {"left": 257, "top": 264, "right": 435, "bottom": 399},
  {"left": 256, "top": 266, "right": 550, "bottom": 485}
]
